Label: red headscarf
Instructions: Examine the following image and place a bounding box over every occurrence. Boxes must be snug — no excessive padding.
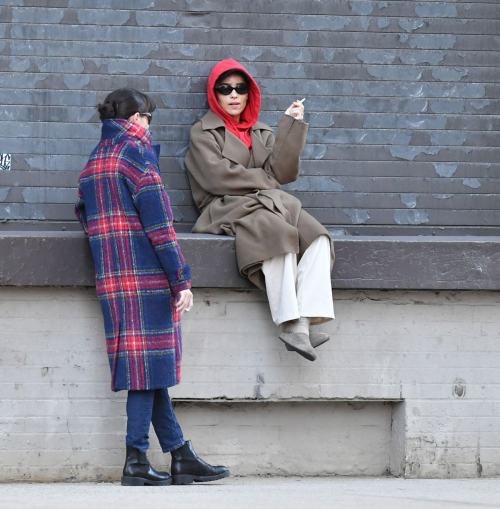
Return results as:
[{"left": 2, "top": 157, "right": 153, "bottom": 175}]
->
[{"left": 207, "top": 59, "right": 261, "bottom": 149}]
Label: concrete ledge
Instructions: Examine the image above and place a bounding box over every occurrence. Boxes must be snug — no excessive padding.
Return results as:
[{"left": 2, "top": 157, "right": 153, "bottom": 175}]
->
[{"left": 1, "top": 231, "right": 500, "bottom": 289}]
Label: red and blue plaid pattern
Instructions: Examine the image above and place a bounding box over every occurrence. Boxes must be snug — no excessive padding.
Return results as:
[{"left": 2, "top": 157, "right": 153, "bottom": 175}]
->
[{"left": 75, "top": 119, "right": 191, "bottom": 391}]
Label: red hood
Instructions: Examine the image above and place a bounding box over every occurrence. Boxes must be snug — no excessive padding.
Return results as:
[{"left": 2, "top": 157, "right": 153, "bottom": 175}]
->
[{"left": 207, "top": 59, "right": 261, "bottom": 148}]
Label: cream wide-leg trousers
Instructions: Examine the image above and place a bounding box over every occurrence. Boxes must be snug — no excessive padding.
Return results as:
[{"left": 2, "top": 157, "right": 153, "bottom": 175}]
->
[{"left": 261, "top": 235, "right": 335, "bottom": 325}]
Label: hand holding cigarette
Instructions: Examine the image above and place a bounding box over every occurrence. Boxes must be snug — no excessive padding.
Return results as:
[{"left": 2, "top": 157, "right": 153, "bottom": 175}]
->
[{"left": 285, "top": 98, "right": 306, "bottom": 121}]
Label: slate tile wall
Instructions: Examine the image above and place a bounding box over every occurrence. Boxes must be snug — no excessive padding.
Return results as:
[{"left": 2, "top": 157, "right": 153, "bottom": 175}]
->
[{"left": 0, "top": 0, "right": 498, "bottom": 235}]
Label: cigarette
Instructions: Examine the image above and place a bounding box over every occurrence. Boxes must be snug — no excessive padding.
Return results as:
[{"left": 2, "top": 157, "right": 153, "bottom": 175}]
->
[{"left": 299, "top": 98, "right": 306, "bottom": 103}]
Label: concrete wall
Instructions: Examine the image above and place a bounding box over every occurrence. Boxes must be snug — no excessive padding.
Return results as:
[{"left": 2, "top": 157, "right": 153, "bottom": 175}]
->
[
  {"left": 1, "top": 1, "right": 499, "bottom": 235},
  {"left": 1, "top": 286, "right": 499, "bottom": 480}
]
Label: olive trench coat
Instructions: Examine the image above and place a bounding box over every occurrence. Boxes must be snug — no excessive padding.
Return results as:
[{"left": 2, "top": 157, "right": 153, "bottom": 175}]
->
[{"left": 185, "top": 110, "right": 334, "bottom": 290}]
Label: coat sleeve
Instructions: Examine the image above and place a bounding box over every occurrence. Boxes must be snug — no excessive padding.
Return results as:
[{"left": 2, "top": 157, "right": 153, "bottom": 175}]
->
[
  {"left": 74, "top": 186, "right": 88, "bottom": 235},
  {"left": 132, "top": 161, "right": 192, "bottom": 295},
  {"left": 263, "top": 114, "right": 309, "bottom": 185},
  {"left": 186, "top": 124, "right": 280, "bottom": 196}
]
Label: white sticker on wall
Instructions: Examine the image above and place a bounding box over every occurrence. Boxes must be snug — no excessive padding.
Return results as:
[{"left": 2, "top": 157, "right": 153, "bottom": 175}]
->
[{"left": 0, "top": 154, "right": 11, "bottom": 171}]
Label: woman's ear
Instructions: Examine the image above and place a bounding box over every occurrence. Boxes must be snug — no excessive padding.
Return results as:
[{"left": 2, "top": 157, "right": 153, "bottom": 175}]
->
[{"left": 128, "top": 112, "right": 140, "bottom": 124}]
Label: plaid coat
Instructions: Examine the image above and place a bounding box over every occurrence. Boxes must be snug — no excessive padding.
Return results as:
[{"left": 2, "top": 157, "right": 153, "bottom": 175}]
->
[{"left": 75, "top": 119, "right": 191, "bottom": 392}]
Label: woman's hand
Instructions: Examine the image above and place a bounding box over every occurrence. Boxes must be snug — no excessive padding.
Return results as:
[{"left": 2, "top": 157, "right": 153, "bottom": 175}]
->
[
  {"left": 285, "top": 98, "right": 305, "bottom": 121},
  {"left": 176, "top": 289, "right": 193, "bottom": 316}
]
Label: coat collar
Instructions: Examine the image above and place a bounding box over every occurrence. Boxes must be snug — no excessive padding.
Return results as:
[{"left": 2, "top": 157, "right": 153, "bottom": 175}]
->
[
  {"left": 200, "top": 110, "right": 273, "bottom": 167},
  {"left": 101, "top": 119, "right": 152, "bottom": 149}
]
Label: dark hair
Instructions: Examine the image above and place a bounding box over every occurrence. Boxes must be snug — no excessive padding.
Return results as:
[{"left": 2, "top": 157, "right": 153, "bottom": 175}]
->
[
  {"left": 97, "top": 88, "right": 156, "bottom": 121},
  {"left": 215, "top": 69, "right": 249, "bottom": 86}
]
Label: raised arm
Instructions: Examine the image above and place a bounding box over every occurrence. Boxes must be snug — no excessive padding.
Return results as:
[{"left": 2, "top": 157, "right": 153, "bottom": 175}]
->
[{"left": 263, "top": 114, "right": 309, "bottom": 185}]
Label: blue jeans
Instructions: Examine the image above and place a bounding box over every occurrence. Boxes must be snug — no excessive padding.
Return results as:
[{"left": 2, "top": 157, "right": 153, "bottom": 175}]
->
[{"left": 126, "top": 389, "right": 185, "bottom": 453}]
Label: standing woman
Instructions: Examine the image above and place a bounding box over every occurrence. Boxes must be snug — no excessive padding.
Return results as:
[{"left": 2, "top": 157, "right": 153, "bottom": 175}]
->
[
  {"left": 75, "top": 88, "right": 229, "bottom": 486},
  {"left": 185, "top": 60, "right": 335, "bottom": 362}
]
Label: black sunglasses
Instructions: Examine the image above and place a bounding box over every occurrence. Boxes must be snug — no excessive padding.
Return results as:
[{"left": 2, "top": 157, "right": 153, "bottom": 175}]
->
[
  {"left": 139, "top": 112, "right": 152, "bottom": 124},
  {"left": 215, "top": 83, "right": 249, "bottom": 96}
]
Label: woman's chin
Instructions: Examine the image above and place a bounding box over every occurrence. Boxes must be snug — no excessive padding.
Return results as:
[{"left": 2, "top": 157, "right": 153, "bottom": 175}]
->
[{"left": 227, "top": 111, "right": 242, "bottom": 121}]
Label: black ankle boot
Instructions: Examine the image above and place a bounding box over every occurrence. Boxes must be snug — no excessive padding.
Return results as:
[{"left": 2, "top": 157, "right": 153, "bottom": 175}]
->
[
  {"left": 170, "top": 440, "right": 229, "bottom": 485},
  {"left": 121, "top": 445, "right": 172, "bottom": 486}
]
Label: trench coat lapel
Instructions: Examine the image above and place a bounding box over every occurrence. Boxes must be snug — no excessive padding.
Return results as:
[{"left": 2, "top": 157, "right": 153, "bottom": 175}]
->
[
  {"left": 201, "top": 110, "right": 251, "bottom": 167},
  {"left": 200, "top": 111, "right": 274, "bottom": 168},
  {"left": 222, "top": 129, "right": 251, "bottom": 167},
  {"left": 251, "top": 129, "right": 271, "bottom": 169}
]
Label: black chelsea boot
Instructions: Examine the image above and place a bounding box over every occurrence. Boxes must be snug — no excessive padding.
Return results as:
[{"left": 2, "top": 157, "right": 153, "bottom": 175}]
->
[
  {"left": 170, "top": 440, "right": 230, "bottom": 485},
  {"left": 121, "top": 445, "right": 172, "bottom": 486}
]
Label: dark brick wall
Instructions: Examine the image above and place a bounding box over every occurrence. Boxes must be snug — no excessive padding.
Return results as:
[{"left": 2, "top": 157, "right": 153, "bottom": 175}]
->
[{"left": 0, "top": 0, "right": 499, "bottom": 235}]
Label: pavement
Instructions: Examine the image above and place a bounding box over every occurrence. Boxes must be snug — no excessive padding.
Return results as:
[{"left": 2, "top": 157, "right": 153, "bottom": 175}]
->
[{"left": 2, "top": 477, "right": 500, "bottom": 509}]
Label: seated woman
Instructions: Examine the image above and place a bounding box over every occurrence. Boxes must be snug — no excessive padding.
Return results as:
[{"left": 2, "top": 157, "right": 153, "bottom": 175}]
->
[{"left": 185, "top": 60, "right": 335, "bottom": 362}]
